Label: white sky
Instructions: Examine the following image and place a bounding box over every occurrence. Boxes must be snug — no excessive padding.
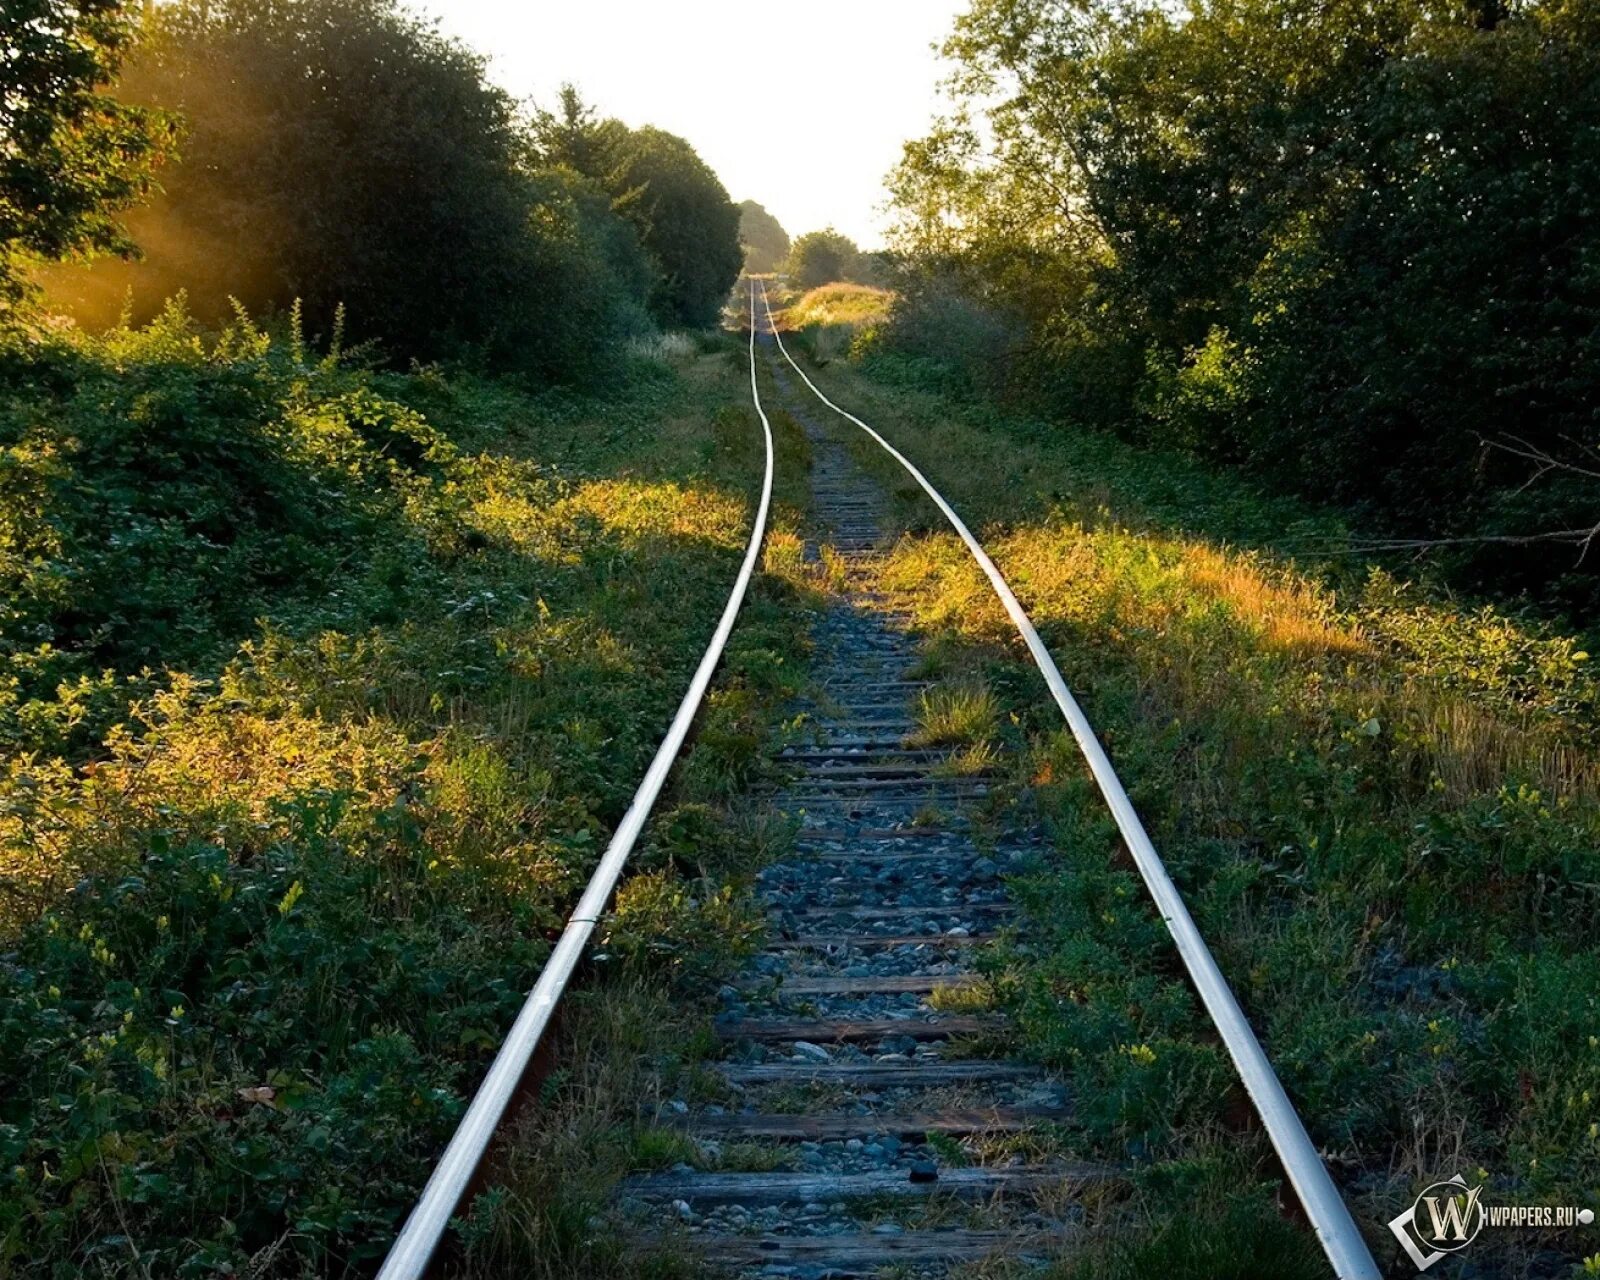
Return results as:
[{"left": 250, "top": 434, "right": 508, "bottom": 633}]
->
[{"left": 409, "top": 1, "right": 968, "bottom": 249}]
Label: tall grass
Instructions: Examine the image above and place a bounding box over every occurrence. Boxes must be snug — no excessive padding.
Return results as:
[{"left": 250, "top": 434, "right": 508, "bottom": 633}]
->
[
  {"left": 783, "top": 283, "right": 895, "bottom": 330},
  {"left": 624, "top": 331, "right": 699, "bottom": 364},
  {"left": 912, "top": 683, "right": 1001, "bottom": 747}
]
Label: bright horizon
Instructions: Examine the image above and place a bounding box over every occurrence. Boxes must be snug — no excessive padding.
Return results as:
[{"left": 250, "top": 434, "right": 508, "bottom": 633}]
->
[{"left": 409, "top": 0, "right": 968, "bottom": 251}]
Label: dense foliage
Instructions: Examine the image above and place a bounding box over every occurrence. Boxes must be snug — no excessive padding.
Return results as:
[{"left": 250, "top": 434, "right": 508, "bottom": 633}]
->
[
  {"left": 610, "top": 128, "right": 743, "bottom": 328},
  {"left": 47, "top": 0, "right": 653, "bottom": 377},
  {"left": 0, "top": 0, "right": 170, "bottom": 308},
  {"left": 737, "top": 199, "right": 790, "bottom": 273},
  {"left": 884, "top": 0, "right": 1600, "bottom": 617},
  {"left": 32, "top": 7, "right": 741, "bottom": 384}
]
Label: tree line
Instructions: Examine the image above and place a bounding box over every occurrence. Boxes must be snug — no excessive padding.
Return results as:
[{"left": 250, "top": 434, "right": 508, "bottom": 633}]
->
[
  {"left": 6, "top": 0, "right": 743, "bottom": 381},
  {"left": 736, "top": 207, "right": 885, "bottom": 293},
  {"left": 883, "top": 0, "right": 1600, "bottom": 616}
]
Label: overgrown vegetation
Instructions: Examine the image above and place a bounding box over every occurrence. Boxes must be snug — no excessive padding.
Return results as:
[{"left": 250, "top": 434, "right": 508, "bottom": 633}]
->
[
  {"left": 783, "top": 283, "right": 894, "bottom": 332},
  {"left": 883, "top": 0, "right": 1600, "bottom": 619},
  {"left": 794, "top": 352, "right": 1600, "bottom": 1275},
  {"left": 440, "top": 423, "right": 821, "bottom": 1280},
  {"left": 0, "top": 300, "right": 795, "bottom": 1274},
  {"left": 1, "top": 4, "right": 779, "bottom": 1272}
]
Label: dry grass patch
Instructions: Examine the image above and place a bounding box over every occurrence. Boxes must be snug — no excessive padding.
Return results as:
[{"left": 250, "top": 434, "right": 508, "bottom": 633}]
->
[{"left": 784, "top": 282, "right": 895, "bottom": 330}]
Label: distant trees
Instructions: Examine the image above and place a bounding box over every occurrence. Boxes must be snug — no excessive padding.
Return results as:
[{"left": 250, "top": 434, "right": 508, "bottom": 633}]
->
[
  {"left": 886, "top": 0, "right": 1600, "bottom": 610},
  {"left": 531, "top": 86, "right": 743, "bottom": 328},
  {"left": 0, "top": 0, "right": 170, "bottom": 308},
  {"left": 738, "top": 201, "right": 790, "bottom": 274},
  {"left": 787, "top": 228, "right": 863, "bottom": 289}
]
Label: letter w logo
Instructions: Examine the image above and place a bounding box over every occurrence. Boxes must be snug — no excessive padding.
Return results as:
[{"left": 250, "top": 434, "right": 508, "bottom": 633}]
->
[
  {"left": 1424, "top": 1184, "right": 1483, "bottom": 1243},
  {"left": 1389, "top": 1175, "right": 1488, "bottom": 1271}
]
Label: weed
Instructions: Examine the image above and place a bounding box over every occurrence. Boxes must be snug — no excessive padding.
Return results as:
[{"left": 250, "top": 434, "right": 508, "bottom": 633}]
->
[
  {"left": 928, "top": 979, "right": 999, "bottom": 1014},
  {"left": 912, "top": 684, "right": 1001, "bottom": 748},
  {"left": 624, "top": 332, "right": 700, "bottom": 365}
]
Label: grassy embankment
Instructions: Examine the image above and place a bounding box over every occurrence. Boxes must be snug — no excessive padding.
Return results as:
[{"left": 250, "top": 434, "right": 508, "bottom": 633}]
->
[
  {"left": 777, "top": 300, "right": 1600, "bottom": 1278},
  {"left": 0, "top": 304, "right": 814, "bottom": 1278},
  {"left": 777, "top": 283, "right": 895, "bottom": 367}
]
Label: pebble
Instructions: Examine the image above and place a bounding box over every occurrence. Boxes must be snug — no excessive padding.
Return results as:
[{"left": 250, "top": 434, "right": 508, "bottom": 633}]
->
[{"left": 613, "top": 448, "right": 1061, "bottom": 1262}]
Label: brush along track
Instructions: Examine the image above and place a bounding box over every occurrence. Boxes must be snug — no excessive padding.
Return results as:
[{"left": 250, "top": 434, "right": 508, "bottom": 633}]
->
[{"left": 615, "top": 336, "right": 1102, "bottom": 1278}]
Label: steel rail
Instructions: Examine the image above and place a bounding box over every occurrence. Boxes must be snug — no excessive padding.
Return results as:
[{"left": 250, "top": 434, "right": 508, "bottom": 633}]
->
[
  {"left": 757, "top": 283, "right": 1380, "bottom": 1280},
  {"left": 376, "top": 281, "right": 775, "bottom": 1280}
]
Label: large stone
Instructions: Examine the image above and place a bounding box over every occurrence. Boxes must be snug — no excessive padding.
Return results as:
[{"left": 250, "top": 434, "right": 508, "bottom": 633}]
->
[{"left": 792, "top": 1040, "right": 831, "bottom": 1062}]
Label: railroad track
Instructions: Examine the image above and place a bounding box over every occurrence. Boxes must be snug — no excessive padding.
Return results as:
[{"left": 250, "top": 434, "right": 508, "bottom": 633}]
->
[
  {"left": 377, "top": 282, "right": 1380, "bottom": 1280},
  {"left": 614, "top": 340, "right": 1090, "bottom": 1276}
]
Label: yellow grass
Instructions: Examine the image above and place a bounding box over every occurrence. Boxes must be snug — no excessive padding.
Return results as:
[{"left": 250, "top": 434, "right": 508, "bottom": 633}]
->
[
  {"left": 783, "top": 282, "right": 895, "bottom": 331},
  {"left": 1179, "top": 545, "right": 1371, "bottom": 660}
]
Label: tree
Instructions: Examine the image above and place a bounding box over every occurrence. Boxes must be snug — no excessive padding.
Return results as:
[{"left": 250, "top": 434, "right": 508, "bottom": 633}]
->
[
  {"left": 787, "top": 228, "right": 861, "bottom": 289},
  {"left": 531, "top": 89, "right": 741, "bottom": 328},
  {"left": 39, "top": 1, "right": 656, "bottom": 379},
  {"left": 0, "top": 0, "right": 170, "bottom": 309},
  {"left": 887, "top": 0, "right": 1600, "bottom": 607},
  {"left": 738, "top": 200, "right": 789, "bottom": 273},
  {"left": 609, "top": 127, "right": 741, "bottom": 327},
  {"left": 107, "top": 0, "right": 524, "bottom": 355},
  {"left": 530, "top": 84, "right": 623, "bottom": 182}
]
